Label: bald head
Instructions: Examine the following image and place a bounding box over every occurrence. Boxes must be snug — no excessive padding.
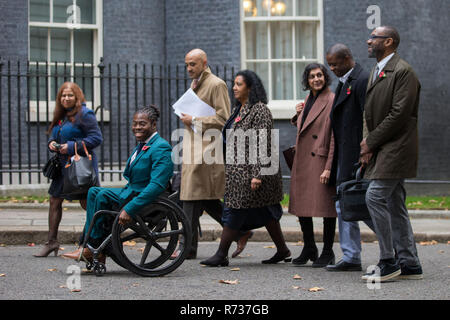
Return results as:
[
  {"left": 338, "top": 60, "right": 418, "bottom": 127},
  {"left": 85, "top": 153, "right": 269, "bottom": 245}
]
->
[
  {"left": 326, "top": 43, "right": 353, "bottom": 60},
  {"left": 186, "top": 48, "right": 207, "bottom": 62},
  {"left": 185, "top": 48, "right": 208, "bottom": 80},
  {"left": 326, "top": 43, "right": 355, "bottom": 77}
]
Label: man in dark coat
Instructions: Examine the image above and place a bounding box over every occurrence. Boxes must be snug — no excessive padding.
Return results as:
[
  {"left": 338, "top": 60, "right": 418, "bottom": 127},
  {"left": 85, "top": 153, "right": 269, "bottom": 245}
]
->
[
  {"left": 360, "top": 26, "right": 422, "bottom": 282},
  {"left": 325, "top": 44, "right": 375, "bottom": 272}
]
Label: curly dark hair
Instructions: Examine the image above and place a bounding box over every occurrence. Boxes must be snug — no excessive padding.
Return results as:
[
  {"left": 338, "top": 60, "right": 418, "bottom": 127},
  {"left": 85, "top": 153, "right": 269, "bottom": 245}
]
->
[
  {"left": 135, "top": 104, "right": 160, "bottom": 122},
  {"left": 234, "top": 70, "right": 268, "bottom": 106},
  {"left": 302, "top": 63, "right": 332, "bottom": 91}
]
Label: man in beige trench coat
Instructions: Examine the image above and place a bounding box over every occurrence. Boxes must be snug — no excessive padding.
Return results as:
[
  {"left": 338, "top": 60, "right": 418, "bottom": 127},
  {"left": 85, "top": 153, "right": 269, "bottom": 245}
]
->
[
  {"left": 360, "top": 26, "right": 422, "bottom": 282},
  {"left": 176, "top": 49, "right": 252, "bottom": 259}
]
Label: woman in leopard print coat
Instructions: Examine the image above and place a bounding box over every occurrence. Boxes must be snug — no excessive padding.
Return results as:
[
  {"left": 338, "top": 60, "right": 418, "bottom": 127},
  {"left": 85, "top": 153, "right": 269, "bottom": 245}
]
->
[{"left": 200, "top": 70, "right": 290, "bottom": 267}]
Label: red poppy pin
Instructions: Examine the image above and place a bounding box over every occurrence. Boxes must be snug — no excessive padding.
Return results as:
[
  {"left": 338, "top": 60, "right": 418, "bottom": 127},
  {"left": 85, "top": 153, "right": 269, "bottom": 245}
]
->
[
  {"left": 379, "top": 71, "right": 386, "bottom": 78},
  {"left": 142, "top": 145, "right": 150, "bottom": 151},
  {"left": 235, "top": 116, "right": 242, "bottom": 123},
  {"left": 346, "top": 85, "right": 352, "bottom": 95}
]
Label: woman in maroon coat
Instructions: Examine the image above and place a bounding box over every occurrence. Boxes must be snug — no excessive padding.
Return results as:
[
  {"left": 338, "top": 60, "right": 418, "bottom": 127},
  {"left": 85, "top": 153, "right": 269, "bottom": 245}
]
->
[{"left": 288, "top": 63, "right": 337, "bottom": 268}]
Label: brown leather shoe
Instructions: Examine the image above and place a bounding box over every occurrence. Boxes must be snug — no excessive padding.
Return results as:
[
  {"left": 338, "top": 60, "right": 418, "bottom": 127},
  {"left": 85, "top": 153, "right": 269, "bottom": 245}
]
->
[
  {"left": 170, "top": 249, "right": 181, "bottom": 260},
  {"left": 232, "top": 231, "right": 253, "bottom": 258},
  {"left": 62, "top": 247, "right": 106, "bottom": 263}
]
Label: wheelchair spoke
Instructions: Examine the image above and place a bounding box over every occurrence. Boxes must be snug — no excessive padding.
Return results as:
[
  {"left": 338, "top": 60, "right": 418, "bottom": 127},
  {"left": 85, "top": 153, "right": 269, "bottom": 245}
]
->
[
  {"left": 153, "top": 229, "right": 184, "bottom": 240},
  {"left": 120, "top": 232, "right": 140, "bottom": 243},
  {"left": 139, "top": 241, "right": 152, "bottom": 266},
  {"left": 150, "top": 240, "right": 166, "bottom": 254}
]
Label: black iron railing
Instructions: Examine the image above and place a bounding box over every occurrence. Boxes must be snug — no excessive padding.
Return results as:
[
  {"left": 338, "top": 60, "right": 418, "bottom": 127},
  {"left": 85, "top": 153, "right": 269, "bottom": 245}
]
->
[{"left": 0, "top": 57, "right": 236, "bottom": 185}]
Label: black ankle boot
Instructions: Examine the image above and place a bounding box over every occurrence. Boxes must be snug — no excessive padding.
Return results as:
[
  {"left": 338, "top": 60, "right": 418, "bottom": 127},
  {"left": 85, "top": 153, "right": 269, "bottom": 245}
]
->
[
  {"left": 312, "top": 250, "right": 335, "bottom": 268},
  {"left": 200, "top": 254, "right": 229, "bottom": 267},
  {"left": 292, "top": 246, "right": 318, "bottom": 265},
  {"left": 261, "top": 250, "right": 291, "bottom": 264}
]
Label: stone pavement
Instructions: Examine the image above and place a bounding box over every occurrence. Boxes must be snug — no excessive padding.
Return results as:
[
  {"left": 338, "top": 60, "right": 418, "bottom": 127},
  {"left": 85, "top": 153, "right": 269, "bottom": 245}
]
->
[{"left": 0, "top": 202, "right": 449, "bottom": 245}]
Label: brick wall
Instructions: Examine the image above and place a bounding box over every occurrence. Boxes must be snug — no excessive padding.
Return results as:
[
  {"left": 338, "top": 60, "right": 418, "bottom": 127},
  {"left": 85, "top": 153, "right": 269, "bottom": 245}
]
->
[
  {"left": 323, "top": 0, "right": 450, "bottom": 180},
  {"left": 0, "top": 0, "right": 28, "bottom": 61}
]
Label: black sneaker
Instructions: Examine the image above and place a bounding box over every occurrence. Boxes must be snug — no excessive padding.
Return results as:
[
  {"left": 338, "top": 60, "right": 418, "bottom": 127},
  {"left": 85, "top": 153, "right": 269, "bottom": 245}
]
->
[
  {"left": 398, "top": 264, "right": 423, "bottom": 280},
  {"left": 361, "top": 260, "right": 401, "bottom": 282}
]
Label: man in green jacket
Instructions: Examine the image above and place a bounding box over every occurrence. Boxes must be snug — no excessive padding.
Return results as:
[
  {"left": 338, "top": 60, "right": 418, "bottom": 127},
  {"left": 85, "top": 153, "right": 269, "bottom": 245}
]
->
[{"left": 360, "top": 26, "right": 422, "bottom": 282}]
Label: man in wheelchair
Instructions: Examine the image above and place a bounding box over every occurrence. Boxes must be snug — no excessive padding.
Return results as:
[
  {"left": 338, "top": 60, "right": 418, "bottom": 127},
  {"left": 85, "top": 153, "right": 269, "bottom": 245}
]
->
[{"left": 63, "top": 105, "right": 174, "bottom": 267}]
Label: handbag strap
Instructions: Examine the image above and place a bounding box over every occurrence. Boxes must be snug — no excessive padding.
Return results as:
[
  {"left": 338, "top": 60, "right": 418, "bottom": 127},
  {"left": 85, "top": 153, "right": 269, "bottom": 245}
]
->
[
  {"left": 65, "top": 141, "right": 91, "bottom": 168},
  {"left": 81, "top": 141, "right": 92, "bottom": 160}
]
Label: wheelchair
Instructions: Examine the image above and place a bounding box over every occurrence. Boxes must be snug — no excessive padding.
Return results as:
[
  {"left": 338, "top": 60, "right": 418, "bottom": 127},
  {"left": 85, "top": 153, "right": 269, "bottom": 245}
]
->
[{"left": 78, "top": 190, "right": 191, "bottom": 277}]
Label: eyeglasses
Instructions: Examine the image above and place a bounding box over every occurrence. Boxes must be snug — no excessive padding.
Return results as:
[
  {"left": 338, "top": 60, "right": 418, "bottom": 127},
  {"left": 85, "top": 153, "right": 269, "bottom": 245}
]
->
[{"left": 368, "top": 35, "right": 390, "bottom": 40}]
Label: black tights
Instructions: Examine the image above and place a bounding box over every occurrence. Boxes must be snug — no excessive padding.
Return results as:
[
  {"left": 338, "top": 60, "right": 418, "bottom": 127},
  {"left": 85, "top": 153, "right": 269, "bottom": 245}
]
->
[
  {"left": 298, "top": 217, "right": 336, "bottom": 252},
  {"left": 213, "top": 220, "right": 289, "bottom": 259}
]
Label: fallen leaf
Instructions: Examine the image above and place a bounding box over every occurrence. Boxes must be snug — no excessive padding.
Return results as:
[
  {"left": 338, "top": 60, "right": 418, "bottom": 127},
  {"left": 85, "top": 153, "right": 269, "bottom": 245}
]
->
[
  {"left": 428, "top": 199, "right": 438, "bottom": 204},
  {"left": 219, "top": 279, "right": 239, "bottom": 285},
  {"left": 230, "top": 268, "right": 240, "bottom": 271},
  {"left": 63, "top": 208, "right": 68, "bottom": 211},
  {"left": 70, "top": 289, "right": 81, "bottom": 293},
  {"left": 438, "top": 250, "right": 444, "bottom": 254},
  {"left": 47, "top": 268, "right": 57, "bottom": 272},
  {"left": 59, "top": 285, "right": 67, "bottom": 288},
  {"left": 293, "top": 241, "right": 304, "bottom": 246},
  {"left": 292, "top": 286, "right": 301, "bottom": 290},
  {"left": 82, "top": 268, "right": 93, "bottom": 273},
  {"left": 419, "top": 240, "right": 438, "bottom": 246},
  {"left": 263, "top": 245, "right": 275, "bottom": 249},
  {"left": 0, "top": 244, "right": 6, "bottom": 247},
  {"left": 123, "top": 241, "right": 136, "bottom": 247},
  {"left": 308, "top": 287, "right": 325, "bottom": 292},
  {"left": 27, "top": 243, "right": 35, "bottom": 247},
  {"left": 293, "top": 274, "right": 302, "bottom": 280},
  {"left": 0, "top": 274, "right": 5, "bottom": 277},
  {"left": 132, "top": 283, "right": 140, "bottom": 287}
]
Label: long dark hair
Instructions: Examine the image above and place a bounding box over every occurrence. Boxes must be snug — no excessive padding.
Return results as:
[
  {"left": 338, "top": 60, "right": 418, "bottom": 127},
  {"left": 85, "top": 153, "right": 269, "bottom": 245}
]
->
[
  {"left": 302, "top": 63, "right": 332, "bottom": 91},
  {"left": 234, "top": 70, "right": 268, "bottom": 106}
]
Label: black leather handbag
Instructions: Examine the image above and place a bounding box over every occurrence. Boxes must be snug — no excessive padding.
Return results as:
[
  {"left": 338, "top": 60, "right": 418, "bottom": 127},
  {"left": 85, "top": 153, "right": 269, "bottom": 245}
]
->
[
  {"left": 336, "top": 166, "right": 372, "bottom": 222},
  {"left": 62, "top": 141, "right": 97, "bottom": 196},
  {"left": 283, "top": 146, "right": 295, "bottom": 170},
  {"left": 42, "top": 154, "right": 62, "bottom": 179}
]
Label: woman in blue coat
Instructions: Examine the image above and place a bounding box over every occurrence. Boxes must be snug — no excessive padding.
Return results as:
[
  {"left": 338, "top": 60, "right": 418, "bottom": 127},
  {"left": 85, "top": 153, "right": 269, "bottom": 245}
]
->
[{"left": 34, "top": 82, "right": 102, "bottom": 257}]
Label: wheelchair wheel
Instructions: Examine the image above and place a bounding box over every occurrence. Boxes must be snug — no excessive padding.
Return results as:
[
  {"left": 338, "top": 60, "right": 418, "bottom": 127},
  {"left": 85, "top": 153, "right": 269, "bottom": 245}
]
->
[{"left": 111, "top": 197, "right": 191, "bottom": 277}]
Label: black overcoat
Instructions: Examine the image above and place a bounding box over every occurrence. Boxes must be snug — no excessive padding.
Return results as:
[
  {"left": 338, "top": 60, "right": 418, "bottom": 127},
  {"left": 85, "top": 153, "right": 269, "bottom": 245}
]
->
[{"left": 329, "top": 63, "right": 369, "bottom": 185}]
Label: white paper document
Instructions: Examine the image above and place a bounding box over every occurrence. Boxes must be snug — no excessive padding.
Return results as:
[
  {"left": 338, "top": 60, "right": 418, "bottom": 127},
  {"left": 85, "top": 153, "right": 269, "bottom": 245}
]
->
[{"left": 172, "top": 88, "right": 216, "bottom": 132}]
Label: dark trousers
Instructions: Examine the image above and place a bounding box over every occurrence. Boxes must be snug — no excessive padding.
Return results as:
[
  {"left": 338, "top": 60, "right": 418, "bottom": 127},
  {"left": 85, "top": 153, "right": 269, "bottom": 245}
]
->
[
  {"left": 181, "top": 200, "right": 224, "bottom": 255},
  {"left": 365, "top": 179, "right": 421, "bottom": 267}
]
